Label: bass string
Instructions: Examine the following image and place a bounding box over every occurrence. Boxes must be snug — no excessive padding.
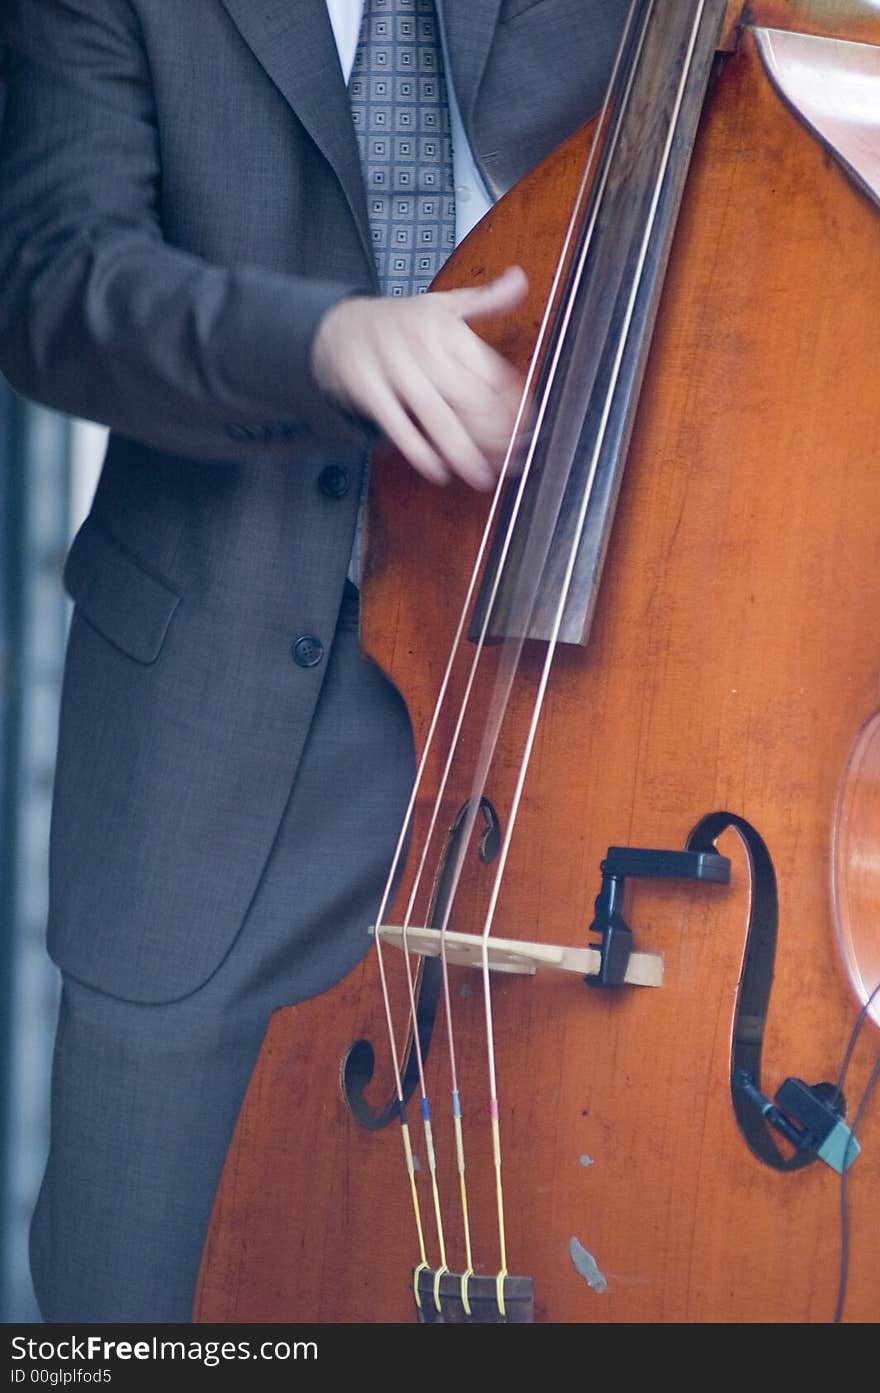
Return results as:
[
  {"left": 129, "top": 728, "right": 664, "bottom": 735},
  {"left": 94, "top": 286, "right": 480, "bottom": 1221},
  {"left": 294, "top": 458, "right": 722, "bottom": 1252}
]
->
[
  {"left": 370, "top": 0, "right": 654, "bottom": 1294},
  {"left": 471, "top": 1, "right": 712, "bottom": 1285},
  {"left": 365, "top": 3, "right": 637, "bottom": 1002},
  {"left": 389, "top": 9, "right": 645, "bottom": 1095},
  {"left": 364, "top": 0, "right": 632, "bottom": 1186},
  {"left": 476, "top": 0, "right": 712, "bottom": 1083},
  {"left": 367, "top": 0, "right": 667, "bottom": 1292},
  {"left": 457, "top": 0, "right": 712, "bottom": 1289},
  {"left": 412, "top": 0, "right": 656, "bottom": 987},
  {"left": 393, "top": 64, "right": 637, "bottom": 1305}
]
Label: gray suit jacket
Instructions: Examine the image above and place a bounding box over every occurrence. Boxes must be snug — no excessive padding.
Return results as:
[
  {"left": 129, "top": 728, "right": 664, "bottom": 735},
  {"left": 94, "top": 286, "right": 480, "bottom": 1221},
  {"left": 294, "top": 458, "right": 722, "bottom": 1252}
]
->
[{"left": 0, "top": 0, "right": 628, "bottom": 1002}]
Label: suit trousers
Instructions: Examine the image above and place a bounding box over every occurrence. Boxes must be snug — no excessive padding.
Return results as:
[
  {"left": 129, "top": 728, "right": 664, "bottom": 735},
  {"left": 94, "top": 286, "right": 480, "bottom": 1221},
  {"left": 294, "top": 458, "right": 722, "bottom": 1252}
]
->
[{"left": 29, "top": 584, "right": 415, "bottom": 1322}]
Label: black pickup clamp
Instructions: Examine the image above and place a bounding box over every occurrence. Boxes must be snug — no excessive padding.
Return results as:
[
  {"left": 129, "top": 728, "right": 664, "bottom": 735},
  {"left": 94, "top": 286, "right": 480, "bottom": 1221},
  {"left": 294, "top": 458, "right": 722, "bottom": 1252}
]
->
[
  {"left": 731, "top": 1073, "right": 860, "bottom": 1174},
  {"left": 585, "top": 844, "right": 731, "bottom": 988},
  {"left": 585, "top": 832, "right": 861, "bottom": 1175}
]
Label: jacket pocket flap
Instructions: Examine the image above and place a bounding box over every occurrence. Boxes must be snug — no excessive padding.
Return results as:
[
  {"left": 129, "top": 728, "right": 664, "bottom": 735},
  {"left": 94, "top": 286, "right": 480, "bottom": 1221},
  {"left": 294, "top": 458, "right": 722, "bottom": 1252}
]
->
[{"left": 63, "top": 516, "right": 180, "bottom": 664}]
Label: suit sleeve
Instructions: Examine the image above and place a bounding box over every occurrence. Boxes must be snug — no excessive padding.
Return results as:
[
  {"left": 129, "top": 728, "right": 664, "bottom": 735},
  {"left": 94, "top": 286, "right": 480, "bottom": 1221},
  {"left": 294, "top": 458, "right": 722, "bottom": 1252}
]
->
[{"left": 0, "top": 0, "right": 372, "bottom": 460}]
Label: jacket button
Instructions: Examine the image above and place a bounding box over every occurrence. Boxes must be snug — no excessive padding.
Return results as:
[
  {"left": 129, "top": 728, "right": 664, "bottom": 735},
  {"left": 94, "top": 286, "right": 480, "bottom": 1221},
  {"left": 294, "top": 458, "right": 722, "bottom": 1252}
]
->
[
  {"left": 291, "top": 634, "right": 324, "bottom": 668},
  {"left": 318, "top": 465, "right": 351, "bottom": 498}
]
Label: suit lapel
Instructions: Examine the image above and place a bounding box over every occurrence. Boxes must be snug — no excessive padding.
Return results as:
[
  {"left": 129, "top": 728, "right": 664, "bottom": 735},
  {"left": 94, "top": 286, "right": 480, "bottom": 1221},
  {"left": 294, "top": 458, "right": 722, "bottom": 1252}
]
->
[
  {"left": 441, "top": 0, "right": 503, "bottom": 128},
  {"left": 219, "top": 0, "right": 374, "bottom": 271}
]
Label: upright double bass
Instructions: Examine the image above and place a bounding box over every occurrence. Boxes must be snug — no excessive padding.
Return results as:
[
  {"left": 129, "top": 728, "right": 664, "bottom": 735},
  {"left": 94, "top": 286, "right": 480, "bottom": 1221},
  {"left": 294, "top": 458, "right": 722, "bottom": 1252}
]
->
[{"left": 195, "top": 0, "right": 880, "bottom": 1323}]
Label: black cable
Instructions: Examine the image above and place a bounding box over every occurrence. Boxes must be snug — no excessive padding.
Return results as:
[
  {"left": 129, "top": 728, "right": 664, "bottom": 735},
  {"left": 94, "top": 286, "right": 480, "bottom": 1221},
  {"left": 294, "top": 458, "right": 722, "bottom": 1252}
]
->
[{"left": 833, "top": 980, "right": 880, "bottom": 1102}]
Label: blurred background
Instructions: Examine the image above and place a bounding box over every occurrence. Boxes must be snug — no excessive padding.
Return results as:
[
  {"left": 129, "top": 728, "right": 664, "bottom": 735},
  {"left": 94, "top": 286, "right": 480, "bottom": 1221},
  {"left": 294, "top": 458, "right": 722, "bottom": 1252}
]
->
[
  {"left": 0, "top": 41, "right": 101, "bottom": 1325},
  {"left": 1, "top": 367, "right": 105, "bottom": 1320}
]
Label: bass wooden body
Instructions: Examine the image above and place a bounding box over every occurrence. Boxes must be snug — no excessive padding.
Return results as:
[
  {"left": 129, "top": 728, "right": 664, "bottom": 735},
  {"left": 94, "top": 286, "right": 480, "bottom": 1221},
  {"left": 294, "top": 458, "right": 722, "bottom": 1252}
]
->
[{"left": 195, "top": 3, "right": 880, "bottom": 1323}]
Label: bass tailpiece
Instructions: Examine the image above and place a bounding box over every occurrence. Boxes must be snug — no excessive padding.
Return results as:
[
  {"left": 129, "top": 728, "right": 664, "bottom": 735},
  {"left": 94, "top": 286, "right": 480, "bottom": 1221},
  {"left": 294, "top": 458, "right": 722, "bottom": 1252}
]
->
[{"left": 413, "top": 1267, "right": 534, "bottom": 1323}]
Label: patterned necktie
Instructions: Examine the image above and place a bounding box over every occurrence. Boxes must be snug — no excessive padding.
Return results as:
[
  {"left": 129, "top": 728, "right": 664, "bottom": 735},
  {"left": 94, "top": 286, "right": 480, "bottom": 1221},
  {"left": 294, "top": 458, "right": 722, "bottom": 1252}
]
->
[
  {"left": 346, "top": 0, "right": 457, "bottom": 586},
  {"left": 349, "top": 0, "right": 457, "bottom": 296}
]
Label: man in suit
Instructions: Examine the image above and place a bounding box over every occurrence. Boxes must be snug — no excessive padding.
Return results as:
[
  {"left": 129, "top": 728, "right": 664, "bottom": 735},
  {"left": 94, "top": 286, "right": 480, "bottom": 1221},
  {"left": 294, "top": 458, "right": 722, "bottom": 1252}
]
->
[{"left": 0, "top": 0, "right": 629, "bottom": 1321}]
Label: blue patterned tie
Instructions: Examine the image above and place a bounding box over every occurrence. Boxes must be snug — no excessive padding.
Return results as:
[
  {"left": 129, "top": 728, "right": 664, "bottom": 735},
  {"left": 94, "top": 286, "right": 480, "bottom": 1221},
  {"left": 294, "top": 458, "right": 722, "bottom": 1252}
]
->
[
  {"left": 349, "top": 0, "right": 457, "bottom": 296},
  {"left": 346, "top": 0, "right": 457, "bottom": 585}
]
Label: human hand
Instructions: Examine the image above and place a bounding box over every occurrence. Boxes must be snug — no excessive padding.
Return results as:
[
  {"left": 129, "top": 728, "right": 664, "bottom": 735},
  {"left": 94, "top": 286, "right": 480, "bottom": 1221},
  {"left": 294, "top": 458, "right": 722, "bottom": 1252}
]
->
[{"left": 311, "top": 265, "right": 528, "bottom": 489}]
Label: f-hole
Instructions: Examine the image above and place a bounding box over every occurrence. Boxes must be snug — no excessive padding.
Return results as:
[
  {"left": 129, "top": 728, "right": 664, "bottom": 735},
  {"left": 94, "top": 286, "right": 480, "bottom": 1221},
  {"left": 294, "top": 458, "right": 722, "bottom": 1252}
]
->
[{"left": 342, "top": 798, "right": 501, "bottom": 1130}]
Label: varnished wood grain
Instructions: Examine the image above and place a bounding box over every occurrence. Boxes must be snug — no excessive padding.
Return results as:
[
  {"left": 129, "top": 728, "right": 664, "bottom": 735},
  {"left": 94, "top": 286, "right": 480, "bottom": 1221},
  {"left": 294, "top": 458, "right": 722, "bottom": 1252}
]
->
[{"left": 724, "top": 0, "right": 880, "bottom": 46}]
